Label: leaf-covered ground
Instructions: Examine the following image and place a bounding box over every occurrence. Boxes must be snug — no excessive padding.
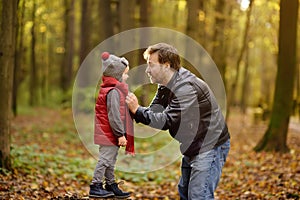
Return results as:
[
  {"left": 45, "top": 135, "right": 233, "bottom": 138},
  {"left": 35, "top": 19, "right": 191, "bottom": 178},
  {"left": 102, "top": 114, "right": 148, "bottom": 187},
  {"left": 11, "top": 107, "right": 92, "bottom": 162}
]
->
[{"left": 1, "top": 107, "right": 299, "bottom": 199}]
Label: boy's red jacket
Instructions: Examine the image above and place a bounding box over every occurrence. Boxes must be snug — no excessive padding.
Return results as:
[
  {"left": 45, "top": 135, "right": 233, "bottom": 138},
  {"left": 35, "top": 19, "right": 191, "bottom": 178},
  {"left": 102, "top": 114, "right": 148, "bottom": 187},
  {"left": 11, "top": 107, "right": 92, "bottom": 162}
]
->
[{"left": 94, "top": 76, "right": 134, "bottom": 155}]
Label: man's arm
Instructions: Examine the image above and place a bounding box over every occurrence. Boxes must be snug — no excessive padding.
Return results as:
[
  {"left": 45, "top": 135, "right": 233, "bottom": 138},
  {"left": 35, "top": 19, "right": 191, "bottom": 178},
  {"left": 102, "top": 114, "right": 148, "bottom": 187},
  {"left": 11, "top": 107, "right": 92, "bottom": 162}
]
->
[{"left": 126, "top": 84, "right": 198, "bottom": 130}]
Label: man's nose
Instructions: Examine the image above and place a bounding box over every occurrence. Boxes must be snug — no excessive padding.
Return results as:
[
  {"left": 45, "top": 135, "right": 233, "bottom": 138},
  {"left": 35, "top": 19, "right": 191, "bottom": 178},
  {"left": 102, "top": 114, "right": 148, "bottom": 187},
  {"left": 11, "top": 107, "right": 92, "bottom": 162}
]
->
[{"left": 145, "top": 66, "right": 150, "bottom": 73}]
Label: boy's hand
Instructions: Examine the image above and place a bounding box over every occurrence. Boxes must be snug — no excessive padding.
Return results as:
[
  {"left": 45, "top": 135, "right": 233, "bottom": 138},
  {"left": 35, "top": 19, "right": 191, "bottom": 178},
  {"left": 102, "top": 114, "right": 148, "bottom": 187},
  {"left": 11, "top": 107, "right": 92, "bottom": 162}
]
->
[{"left": 118, "top": 136, "right": 127, "bottom": 147}]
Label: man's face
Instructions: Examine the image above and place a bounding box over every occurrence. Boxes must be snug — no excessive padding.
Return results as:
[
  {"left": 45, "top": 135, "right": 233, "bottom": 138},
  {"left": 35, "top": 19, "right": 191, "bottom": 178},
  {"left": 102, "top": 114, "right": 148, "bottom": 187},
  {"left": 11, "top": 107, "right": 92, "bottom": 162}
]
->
[{"left": 145, "top": 52, "right": 166, "bottom": 84}]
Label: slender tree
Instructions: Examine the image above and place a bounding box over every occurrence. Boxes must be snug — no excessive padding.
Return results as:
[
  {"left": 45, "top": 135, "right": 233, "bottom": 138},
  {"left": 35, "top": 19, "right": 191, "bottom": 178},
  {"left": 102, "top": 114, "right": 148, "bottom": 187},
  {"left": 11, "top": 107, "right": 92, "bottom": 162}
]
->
[
  {"left": 118, "top": 0, "right": 136, "bottom": 65},
  {"left": 118, "top": 0, "right": 135, "bottom": 32},
  {"left": 226, "top": 0, "right": 254, "bottom": 120},
  {"left": 29, "top": 0, "right": 38, "bottom": 106},
  {"left": 183, "top": 0, "right": 206, "bottom": 47},
  {"left": 240, "top": 48, "right": 250, "bottom": 113},
  {"left": 79, "top": 0, "right": 92, "bottom": 64},
  {"left": 61, "top": 0, "right": 75, "bottom": 102},
  {"left": 0, "top": 0, "right": 18, "bottom": 169},
  {"left": 185, "top": 0, "right": 201, "bottom": 72},
  {"left": 139, "top": 0, "right": 151, "bottom": 65},
  {"left": 138, "top": 0, "right": 151, "bottom": 106},
  {"left": 186, "top": 0, "right": 200, "bottom": 41},
  {"left": 98, "top": 0, "right": 113, "bottom": 42},
  {"left": 13, "top": 0, "right": 25, "bottom": 115},
  {"left": 211, "top": 0, "right": 227, "bottom": 81},
  {"left": 232, "top": 0, "right": 254, "bottom": 103},
  {"left": 78, "top": 0, "right": 93, "bottom": 87},
  {"left": 254, "top": 0, "right": 299, "bottom": 152},
  {"left": 296, "top": 60, "right": 300, "bottom": 119}
]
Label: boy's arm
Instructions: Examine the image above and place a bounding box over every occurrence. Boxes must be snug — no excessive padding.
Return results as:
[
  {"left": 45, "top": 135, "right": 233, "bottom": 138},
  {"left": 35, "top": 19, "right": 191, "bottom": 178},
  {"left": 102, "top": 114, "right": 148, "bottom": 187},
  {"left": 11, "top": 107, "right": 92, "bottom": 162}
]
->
[{"left": 107, "top": 89, "right": 126, "bottom": 138}]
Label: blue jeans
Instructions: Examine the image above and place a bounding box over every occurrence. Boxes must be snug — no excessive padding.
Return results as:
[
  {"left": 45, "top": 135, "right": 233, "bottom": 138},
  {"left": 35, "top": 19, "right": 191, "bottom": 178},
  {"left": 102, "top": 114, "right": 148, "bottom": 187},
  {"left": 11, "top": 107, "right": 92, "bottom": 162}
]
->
[{"left": 178, "top": 139, "right": 230, "bottom": 200}]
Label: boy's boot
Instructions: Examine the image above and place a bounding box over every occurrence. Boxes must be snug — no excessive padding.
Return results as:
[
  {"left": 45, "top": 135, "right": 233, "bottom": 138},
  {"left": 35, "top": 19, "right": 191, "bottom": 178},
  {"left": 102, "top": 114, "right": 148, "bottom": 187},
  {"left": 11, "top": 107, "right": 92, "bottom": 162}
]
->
[
  {"left": 105, "top": 182, "right": 130, "bottom": 199},
  {"left": 89, "top": 183, "right": 114, "bottom": 198}
]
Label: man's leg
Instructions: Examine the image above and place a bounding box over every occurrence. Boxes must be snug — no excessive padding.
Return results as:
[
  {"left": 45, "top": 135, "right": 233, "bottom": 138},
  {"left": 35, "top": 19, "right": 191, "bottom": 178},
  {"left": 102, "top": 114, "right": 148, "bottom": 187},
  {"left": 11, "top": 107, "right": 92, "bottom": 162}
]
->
[
  {"left": 178, "top": 156, "right": 191, "bottom": 200},
  {"left": 188, "top": 139, "right": 230, "bottom": 200}
]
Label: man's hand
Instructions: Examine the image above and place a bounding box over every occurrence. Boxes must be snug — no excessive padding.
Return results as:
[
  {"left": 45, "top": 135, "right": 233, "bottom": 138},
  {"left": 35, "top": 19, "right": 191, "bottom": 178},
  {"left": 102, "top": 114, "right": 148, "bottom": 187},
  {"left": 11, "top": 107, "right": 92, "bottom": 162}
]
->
[
  {"left": 118, "top": 136, "right": 127, "bottom": 147},
  {"left": 126, "top": 92, "right": 139, "bottom": 114}
]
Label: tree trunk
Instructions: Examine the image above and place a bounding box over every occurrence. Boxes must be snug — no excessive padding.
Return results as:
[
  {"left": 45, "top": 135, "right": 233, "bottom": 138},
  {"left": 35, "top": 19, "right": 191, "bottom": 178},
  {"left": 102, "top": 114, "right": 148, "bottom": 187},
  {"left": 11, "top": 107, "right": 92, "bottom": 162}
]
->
[
  {"left": 254, "top": 0, "right": 299, "bottom": 152},
  {"left": 183, "top": 0, "right": 206, "bottom": 47},
  {"left": 185, "top": 0, "right": 201, "bottom": 73},
  {"left": 118, "top": 0, "right": 136, "bottom": 65},
  {"left": 78, "top": 0, "right": 93, "bottom": 87},
  {"left": 226, "top": 0, "right": 254, "bottom": 120},
  {"left": 79, "top": 0, "right": 92, "bottom": 64},
  {"left": 61, "top": 0, "right": 75, "bottom": 102},
  {"left": 29, "top": 1, "right": 38, "bottom": 106},
  {"left": 211, "top": 0, "right": 227, "bottom": 82},
  {"left": 0, "top": 0, "right": 18, "bottom": 170},
  {"left": 138, "top": 0, "right": 151, "bottom": 106},
  {"left": 186, "top": 0, "right": 200, "bottom": 41},
  {"left": 40, "top": 31, "right": 48, "bottom": 105},
  {"left": 98, "top": 0, "right": 113, "bottom": 42},
  {"left": 138, "top": 0, "right": 151, "bottom": 65},
  {"left": 260, "top": 49, "right": 273, "bottom": 109},
  {"left": 119, "top": 0, "right": 135, "bottom": 32},
  {"left": 13, "top": 0, "right": 25, "bottom": 116},
  {"left": 296, "top": 62, "right": 300, "bottom": 120},
  {"left": 240, "top": 48, "right": 250, "bottom": 113}
]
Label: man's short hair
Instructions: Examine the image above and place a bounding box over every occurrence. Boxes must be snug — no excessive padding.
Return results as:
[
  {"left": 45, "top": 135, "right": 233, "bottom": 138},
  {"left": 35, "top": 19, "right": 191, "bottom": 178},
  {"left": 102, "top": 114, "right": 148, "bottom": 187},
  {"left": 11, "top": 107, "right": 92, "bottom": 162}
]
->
[{"left": 143, "top": 43, "right": 181, "bottom": 71}]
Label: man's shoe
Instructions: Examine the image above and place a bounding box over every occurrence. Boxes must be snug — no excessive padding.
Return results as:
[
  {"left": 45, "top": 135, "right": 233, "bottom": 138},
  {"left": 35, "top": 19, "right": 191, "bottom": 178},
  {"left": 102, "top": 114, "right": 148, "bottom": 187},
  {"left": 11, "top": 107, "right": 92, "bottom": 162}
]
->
[
  {"left": 89, "top": 183, "right": 114, "bottom": 198},
  {"left": 105, "top": 182, "right": 130, "bottom": 199}
]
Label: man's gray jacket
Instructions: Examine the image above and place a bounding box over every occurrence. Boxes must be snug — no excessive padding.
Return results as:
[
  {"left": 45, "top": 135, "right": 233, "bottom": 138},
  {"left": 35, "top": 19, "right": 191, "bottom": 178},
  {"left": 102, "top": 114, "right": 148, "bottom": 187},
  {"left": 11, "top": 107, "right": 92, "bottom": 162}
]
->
[{"left": 134, "top": 67, "right": 230, "bottom": 157}]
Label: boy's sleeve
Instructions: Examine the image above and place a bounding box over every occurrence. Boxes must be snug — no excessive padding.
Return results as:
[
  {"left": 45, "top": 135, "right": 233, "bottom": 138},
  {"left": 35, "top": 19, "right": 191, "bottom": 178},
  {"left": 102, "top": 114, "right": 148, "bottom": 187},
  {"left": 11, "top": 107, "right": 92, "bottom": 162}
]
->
[{"left": 107, "top": 89, "right": 126, "bottom": 138}]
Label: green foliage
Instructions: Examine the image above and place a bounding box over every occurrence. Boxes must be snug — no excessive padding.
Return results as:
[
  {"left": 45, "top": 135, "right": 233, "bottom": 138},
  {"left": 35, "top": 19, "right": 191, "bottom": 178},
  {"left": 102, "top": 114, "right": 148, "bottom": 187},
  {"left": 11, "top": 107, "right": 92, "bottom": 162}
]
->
[
  {"left": 45, "top": 88, "right": 74, "bottom": 108},
  {"left": 5, "top": 108, "right": 300, "bottom": 199},
  {"left": 116, "top": 125, "right": 181, "bottom": 184},
  {"left": 131, "top": 84, "right": 157, "bottom": 107},
  {"left": 73, "top": 87, "right": 97, "bottom": 113},
  {"left": 10, "top": 144, "right": 95, "bottom": 182},
  {"left": 9, "top": 132, "right": 179, "bottom": 185},
  {"left": 116, "top": 167, "right": 179, "bottom": 184}
]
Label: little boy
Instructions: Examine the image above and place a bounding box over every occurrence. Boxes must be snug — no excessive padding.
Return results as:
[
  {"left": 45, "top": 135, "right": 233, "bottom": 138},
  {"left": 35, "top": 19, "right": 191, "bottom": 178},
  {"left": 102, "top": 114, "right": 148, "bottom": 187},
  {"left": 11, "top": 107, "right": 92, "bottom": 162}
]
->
[{"left": 89, "top": 52, "right": 134, "bottom": 198}]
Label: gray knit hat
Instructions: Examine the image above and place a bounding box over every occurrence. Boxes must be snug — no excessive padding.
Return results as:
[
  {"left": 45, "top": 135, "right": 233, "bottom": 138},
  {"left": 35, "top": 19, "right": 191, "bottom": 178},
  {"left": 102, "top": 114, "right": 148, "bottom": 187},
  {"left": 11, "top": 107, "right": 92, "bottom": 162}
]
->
[{"left": 101, "top": 52, "right": 129, "bottom": 81}]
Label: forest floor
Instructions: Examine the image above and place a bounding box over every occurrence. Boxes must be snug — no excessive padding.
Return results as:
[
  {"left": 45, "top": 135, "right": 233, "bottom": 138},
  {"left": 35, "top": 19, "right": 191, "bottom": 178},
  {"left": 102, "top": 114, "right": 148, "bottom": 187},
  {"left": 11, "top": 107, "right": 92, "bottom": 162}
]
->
[{"left": 0, "top": 107, "right": 300, "bottom": 199}]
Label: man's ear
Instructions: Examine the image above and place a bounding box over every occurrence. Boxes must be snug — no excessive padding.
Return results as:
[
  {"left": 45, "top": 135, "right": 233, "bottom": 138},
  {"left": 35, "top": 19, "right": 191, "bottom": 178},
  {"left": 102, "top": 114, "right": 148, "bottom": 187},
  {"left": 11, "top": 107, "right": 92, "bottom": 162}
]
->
[{"left": 165, "top": 62, "right": 170, "bottom": 68}]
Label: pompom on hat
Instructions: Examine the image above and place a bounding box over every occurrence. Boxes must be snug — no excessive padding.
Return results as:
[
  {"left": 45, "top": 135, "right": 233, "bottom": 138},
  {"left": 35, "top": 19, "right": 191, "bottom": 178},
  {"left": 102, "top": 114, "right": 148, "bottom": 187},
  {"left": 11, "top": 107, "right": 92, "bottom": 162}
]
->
[{"left": 101, "top": 52, "right": 129, "bottom": 81}]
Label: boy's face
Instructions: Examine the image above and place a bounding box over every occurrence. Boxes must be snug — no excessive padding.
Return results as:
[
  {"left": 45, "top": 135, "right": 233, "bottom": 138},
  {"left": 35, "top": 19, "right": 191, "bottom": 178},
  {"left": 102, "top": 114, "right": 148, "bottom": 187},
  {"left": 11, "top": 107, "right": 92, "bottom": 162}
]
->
[{"left": 122, "top": 66, "right": 129, "bottom": 82}]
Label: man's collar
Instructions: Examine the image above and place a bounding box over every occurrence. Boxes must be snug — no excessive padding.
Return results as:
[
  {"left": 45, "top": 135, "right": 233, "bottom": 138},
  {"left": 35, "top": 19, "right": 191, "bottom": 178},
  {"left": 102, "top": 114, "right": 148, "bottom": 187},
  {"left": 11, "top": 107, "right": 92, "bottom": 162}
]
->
[{"left": 166, "top": 69, "right": 179, "bottom": 89}]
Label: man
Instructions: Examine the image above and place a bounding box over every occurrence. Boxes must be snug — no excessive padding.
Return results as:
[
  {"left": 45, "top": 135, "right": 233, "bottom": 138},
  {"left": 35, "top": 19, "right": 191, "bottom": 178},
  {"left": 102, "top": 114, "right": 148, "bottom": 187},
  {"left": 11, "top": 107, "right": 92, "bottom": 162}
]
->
[{"left": 126, "top": 43, "right": 230, "bottom": 200}]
